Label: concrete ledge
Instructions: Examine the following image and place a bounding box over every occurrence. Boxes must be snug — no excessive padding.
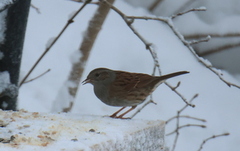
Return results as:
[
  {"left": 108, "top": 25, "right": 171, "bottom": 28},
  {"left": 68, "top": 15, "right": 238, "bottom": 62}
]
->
[{"left": 0, "top": 110, "right": 165, "bottom": 151}]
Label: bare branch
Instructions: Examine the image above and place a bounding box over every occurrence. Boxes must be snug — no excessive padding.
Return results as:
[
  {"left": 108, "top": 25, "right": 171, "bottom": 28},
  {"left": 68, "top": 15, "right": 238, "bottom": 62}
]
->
[
  {"left": 185, "top": 33, "right": 240, "bottom": 39},
  {"left": 31, "top": 4, "right": 41, "bottom": 14},
  {"left": 166, "top": 115, "right": 206, "bottom": 124},
  {"left": 165, "top": 82, "right": 196, "bottom": 107},
  {"left": 172, "top": 81, "right": 181, "bottom": 90},
  {"left": 166, "top": 124, "right": 206, "bottom": 136},
  {"left": 188, "top": 35, "right": 211, "bottom": 45},
  {"left": 19, "top": 0, "right": 91, "bottom": 87},
  {"left": 23, "top": 69, "right": 51, "bottom": 84},
  {"left": 173, "top": 0, "right": 198, "bottom": 15},
  {"left": 164, "top": 15, "right": 240, "bottom": 89},
  {"left": 197, "top": 133, "right": 230, "bottom": 151},
  {"left": 171, "top": 7, "right": 207, "bottom": 19},
  {"left": 130, "top": 99, "right": 157, "bottom": 119},
  {"left": 111, "top": 6, "right": 240, "bottom": 88},
  {"left": 170, "top": 93, "right": 198, "bottom": 151}
]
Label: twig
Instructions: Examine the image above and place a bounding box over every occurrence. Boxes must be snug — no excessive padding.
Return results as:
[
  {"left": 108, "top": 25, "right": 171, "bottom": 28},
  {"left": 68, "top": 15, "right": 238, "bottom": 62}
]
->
[
  {"left": 167, "top": 14, "right": 240, "bottom": 89},
  {"left": 173, "top": 0, "right": 199, "bottom": 15},
  {"left": 166, "top": 115, "right": 206, "bottom": 124},
  {"left": 19, "top": 0, "right": 92, "bottom": 87},
  {"left": 171, "top": 7, "right": 206, "bottom": 19},
  {"left": 170, "top": 93, "right": 198, "bottom": 151},
  {"left": 31, "top": 4, "right": 41, "bottom": 14},
  {"left": 112, "top": 7, "right": 240, "bottom": 88},
  {"left": 197, "top": 133, "right": 230, "bottom": 151},
  {"left": 23, "top": 69, "right": 51, "bottom": 84},
  {"left": 172, "top": 81, "right": 181, "bottom": 90},
  {"left": 130, "top": 99, "right": 157, "bottom": 119},
  {"left": 185, "top": 33, "right": 240, "bottom": 39},
  {"left": 188, "top": 35, "right": 211, "bottom": 45},
  {"left": 166, "top": 124, "right": 206, "bottom": 136},
  {"left": 198, "top": 42, "right": 240, "bottom": 56},
  {"left": 100, "top": 0, "right": 161, "bottom": 75},
  {"left": 165, "top": 82, "right": 195, "bottom": 107}
]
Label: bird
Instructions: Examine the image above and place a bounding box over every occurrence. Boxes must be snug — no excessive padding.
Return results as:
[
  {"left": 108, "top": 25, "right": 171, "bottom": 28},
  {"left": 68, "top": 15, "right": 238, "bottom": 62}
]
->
[{"left": 82, "top": 68, "right": 189, "bottom": 119}]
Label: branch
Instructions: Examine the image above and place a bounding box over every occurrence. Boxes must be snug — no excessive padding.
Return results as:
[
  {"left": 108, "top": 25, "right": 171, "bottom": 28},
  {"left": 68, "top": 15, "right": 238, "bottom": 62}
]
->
[
  {"left": 31, "top": 4, "right": 41, "bottom": 14},
  {"left": 109, "top": 6, "right": 240, "bottom": 88},
  {"left": 23, "top": 69, "right": 51, "bottom": 84},
  {"left": 130, "top": 99, "right": 157, "bottom": 119},
  {"left": 166, "top": 14, "right": 240, "bottom": 89},
  {"left": 173, "top": 0, "right": 199, "bottom": 15},
  {"left": 170, "top": 93, "right": 198, "bottom": 151},
  {"left": 171, "top": 7, "right": 207, "bottom": 19},
  {"left": 166, "top": 115, "right": 206, "bottom": 125},
  {"left": 165, "top": 82, "right": 196, "bottom": 107},
  {"left": 187, "top": 35, "right": 211, "bottom": 45},
  {"left": 197, "top": 133, "right": 230, "bottom": 151},
  {"left": 185, "top": 33, "right": 240, "bottom": 39},
  {"left": 19, "top": 0, "right": 91, "bottom": 87},
  {"left": 166, "top": 124, "right": 206, "bottom": 136}
]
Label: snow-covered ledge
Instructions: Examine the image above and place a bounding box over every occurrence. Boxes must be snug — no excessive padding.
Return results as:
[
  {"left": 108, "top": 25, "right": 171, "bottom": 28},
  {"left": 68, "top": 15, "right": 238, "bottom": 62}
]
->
[{"left": 0, "top": 110, "right": 165, "bottom": 151}]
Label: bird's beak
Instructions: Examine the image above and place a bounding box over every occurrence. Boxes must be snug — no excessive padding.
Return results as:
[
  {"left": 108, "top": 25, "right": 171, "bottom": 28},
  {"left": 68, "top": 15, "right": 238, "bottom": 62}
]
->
[{"left": 82, "top": 79, "right": 91, "bottom": 85}]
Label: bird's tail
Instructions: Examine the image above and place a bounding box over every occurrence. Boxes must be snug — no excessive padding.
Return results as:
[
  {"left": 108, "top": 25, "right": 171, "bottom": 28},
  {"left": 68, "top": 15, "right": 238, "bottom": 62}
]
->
[{"left": 158, "top": 71, "right": 189, "bottom": 81}]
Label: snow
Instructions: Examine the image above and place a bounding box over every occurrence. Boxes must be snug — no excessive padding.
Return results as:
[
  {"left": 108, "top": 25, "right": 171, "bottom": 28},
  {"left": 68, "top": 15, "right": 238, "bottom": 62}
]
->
[
  {"left": 70, "top": 50, "right": 82, "bottom": 64},
  {"left": 197, "top": 6, "right": 207, "bottom": 10},
  {"left": 0, "top": 0, "right": 14, "bottom": 10},
  {"left": 51, "top": 81, "right": 75, "bottom": 112},
  {"left": 0, "top": 71, "right": 18, "bottom": 99},
  {"left": 16, "top": 0, "right": 240, "bottom": 151},
  {"left": 45, "top": 37, "right": 56, "bottom": 48},
  {"left": 0, "top": 110, "right": 164, "bottom": 151}
]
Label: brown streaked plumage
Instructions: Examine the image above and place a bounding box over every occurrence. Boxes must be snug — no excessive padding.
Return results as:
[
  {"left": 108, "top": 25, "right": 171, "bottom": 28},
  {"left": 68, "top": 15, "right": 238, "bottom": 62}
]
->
[{"left": 83, "top": 68, "right": 189, "bottom": 119}]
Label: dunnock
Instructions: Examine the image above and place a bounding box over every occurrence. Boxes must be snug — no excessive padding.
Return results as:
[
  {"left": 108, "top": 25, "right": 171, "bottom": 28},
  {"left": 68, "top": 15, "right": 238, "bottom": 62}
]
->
[{"left": 83, "top": 68, "right": 189, "bottom": 119}]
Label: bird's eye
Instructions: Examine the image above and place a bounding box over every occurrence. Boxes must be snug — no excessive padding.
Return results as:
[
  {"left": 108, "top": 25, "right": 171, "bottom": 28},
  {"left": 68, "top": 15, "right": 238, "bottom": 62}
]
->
[{"left": 95, "top": 73, "right": 100, "bottom": 77}]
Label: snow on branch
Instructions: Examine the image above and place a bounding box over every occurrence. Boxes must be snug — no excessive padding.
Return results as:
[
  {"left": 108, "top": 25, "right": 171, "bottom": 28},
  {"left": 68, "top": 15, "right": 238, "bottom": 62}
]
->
[
  {"left": 187, "top": 35, "right": 211, "bottom": 45},
  {"left": 171, "top": 7, "right": 207, "bottom": 19}
]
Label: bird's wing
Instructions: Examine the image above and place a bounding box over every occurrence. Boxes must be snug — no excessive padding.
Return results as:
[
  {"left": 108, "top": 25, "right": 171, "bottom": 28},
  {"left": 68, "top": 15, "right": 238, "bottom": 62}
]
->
[{"left": 113, "top": 71, "right": 159, "bottom": 92}]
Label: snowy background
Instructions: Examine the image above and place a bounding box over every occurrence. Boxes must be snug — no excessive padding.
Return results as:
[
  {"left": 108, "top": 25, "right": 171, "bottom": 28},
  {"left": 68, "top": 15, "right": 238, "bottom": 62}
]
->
[{"left": 17, "top": 0, "right": 240, "bottom": 150}]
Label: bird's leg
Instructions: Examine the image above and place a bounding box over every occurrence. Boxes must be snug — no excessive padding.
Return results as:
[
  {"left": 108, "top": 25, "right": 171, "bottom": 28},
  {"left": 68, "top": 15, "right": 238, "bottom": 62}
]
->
[
  {"left": 116, "top": 106, "right": 137, "bottom": 119},
  {"left": 109, "top": 107, "right": 126, "bottom": 118}
]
